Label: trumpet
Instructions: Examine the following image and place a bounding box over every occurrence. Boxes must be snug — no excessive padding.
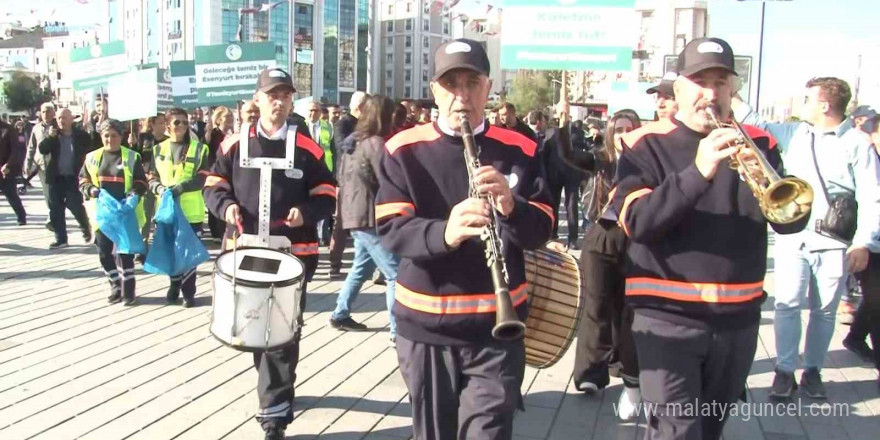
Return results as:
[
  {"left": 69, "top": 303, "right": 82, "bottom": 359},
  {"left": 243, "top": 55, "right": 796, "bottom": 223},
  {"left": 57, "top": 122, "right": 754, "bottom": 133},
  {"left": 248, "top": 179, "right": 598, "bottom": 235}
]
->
[{"left": 705, "top": 107, "right": 813, "bottom": 224}]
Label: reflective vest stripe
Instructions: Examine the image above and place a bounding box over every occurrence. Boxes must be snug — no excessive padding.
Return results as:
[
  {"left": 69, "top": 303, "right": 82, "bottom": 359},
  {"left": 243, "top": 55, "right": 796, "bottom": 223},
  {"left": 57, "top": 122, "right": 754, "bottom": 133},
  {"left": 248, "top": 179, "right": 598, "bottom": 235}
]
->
[
  {"left": 84, "top": 147, "right": 146, "bottom": 229},
  {"left": 395, "top": 282, "right": 529, "bottom": 315},
  {"left": 625, "top": 277, "right": 764, "bottom": 303},
  {"left": 155, "top": 139, "right": 206, "bottom": 224},
  {"left": 375, "top": 202, "right": 415, "bottom": 221}
]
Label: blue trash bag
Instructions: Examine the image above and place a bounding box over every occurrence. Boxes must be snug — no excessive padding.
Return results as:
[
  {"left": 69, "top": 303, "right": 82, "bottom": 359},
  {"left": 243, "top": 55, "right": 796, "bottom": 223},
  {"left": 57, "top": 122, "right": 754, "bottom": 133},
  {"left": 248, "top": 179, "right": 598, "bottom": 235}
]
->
[
  {"left": 144, "top": 190, "right": 209, "bottom": 276},
  {"left": 95, "top": 189, "right": 146, "bottom": 255}
]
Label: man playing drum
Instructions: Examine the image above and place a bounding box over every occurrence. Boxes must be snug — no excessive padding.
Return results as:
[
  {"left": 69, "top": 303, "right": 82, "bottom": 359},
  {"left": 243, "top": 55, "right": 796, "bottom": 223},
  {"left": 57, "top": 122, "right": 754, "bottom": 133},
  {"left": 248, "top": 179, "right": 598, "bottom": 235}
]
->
[{"left": 203, "top": 67, "right": 336, "bottom": 440}]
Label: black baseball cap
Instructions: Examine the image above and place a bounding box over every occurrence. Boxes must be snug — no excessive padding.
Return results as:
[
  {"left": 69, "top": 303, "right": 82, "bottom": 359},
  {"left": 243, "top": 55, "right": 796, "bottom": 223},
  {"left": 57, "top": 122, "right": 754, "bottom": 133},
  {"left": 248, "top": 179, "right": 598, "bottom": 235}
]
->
[
  {"left": 255, "top": 67, "right": 296, "bottom": 93},
  {"left": 433, "top": 39, "right": 491, "bottom": 81},
  {"left": 676, "top": 37, "right": 737, "bottom": 77},
  {"left": 852, "top": 105, "right": 876, "bottom": 118},
  {"left": 647, "top": 71, "right": 677, "bottom": 96}
]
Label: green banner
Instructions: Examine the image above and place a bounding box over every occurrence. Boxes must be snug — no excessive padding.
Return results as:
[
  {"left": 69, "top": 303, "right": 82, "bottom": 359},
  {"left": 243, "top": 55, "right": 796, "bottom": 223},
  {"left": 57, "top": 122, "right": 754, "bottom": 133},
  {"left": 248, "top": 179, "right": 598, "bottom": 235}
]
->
[
  {"left": 194, "top": 42, "right": 276, "bottom": 105},
  {"left": 69, "top": 41, "right": 129, "bottom": 91},
  {"left": 170, "top": 60, "right": 199, "bottom": 108},
  {"left": 500, "top": 0, "right": 635, "bottom": 71}
]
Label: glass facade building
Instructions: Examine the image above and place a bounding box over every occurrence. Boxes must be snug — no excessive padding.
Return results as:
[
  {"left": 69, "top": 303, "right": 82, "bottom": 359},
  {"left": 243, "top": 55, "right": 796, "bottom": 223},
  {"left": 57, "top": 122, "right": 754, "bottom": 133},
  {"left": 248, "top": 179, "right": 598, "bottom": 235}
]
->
[
  {"left": 322, "top": 0, "right": 339, "bottom": 100},
  {"left": 293, "top": 3, "right": 314, "bottom": 99}
]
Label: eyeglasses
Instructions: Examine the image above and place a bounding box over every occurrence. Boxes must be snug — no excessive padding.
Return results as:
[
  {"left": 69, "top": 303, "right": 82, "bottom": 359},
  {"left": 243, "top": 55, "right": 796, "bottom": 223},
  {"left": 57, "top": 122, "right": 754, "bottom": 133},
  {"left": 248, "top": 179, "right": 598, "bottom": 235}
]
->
[{"left": 171, "top": 119, "right": 188, "bottom": 127}]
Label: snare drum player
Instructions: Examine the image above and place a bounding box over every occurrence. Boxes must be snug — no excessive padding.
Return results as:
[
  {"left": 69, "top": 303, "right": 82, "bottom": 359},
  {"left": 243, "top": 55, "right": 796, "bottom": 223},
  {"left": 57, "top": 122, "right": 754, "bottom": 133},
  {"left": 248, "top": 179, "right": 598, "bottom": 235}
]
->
[
  {"left": 611, "top": 38, "right": 808, "bottom": 440},
  {"left": 203, "top": 68, "right": 336, "bottom": 440},
  {"left": 375, "top": 39, "right": 553, "bottom": 440}
]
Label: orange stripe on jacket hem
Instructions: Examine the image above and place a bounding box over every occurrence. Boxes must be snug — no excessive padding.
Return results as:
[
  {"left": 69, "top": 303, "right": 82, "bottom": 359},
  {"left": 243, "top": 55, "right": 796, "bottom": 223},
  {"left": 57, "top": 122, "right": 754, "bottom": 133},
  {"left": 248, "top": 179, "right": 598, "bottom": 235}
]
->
[
  {"left": 376, "top": 202, "right": 415, "bottom": 221},
  {"left": 395, "top": 282, "right": 529, "bottom": 314},
  {"left": 625, "top": 277, "right": 765, "bottom": 303},
  {"left": 618, "top": 188, "right": 653, "bottom": 237},
  {"left": 528, "top": 201, "right": 555, "bottom": 223},
  {"left": 291, "top": 242, "right": 319, "bottom": 256}
]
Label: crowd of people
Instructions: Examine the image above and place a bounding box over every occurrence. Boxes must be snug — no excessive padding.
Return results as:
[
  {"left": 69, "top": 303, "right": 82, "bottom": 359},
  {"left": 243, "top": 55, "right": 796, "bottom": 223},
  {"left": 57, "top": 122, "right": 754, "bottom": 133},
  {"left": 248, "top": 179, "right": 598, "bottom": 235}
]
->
[{"left": 0, "top": 35, "right": 878, "bottom": 440}]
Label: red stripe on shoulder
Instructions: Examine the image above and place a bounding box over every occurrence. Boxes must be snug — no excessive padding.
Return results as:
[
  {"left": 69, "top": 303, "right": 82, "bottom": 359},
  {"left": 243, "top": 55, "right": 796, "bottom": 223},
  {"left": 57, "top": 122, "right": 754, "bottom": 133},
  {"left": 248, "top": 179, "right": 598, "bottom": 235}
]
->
[
  {"left": 296, "top": 132, "right": 325, "bottom": 160},
  {"left": 485, "top": 126, "right": 537, "bottom": 157},
  {"left": 741, "top": 124, "right": 778, "bottom": 150},
  {"left": 620, "top": 119, "right": 677, "bottom": 149},
  {"left": 386, "top": 123, "right": 441, "bottom": 154}
]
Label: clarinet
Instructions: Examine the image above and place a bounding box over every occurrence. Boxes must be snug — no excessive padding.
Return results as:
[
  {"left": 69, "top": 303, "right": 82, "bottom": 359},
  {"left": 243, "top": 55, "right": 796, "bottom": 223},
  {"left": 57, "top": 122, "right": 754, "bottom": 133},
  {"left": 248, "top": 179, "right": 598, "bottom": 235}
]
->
[{"left": 459, "top": 115, "right": 526, "bottom": 341}]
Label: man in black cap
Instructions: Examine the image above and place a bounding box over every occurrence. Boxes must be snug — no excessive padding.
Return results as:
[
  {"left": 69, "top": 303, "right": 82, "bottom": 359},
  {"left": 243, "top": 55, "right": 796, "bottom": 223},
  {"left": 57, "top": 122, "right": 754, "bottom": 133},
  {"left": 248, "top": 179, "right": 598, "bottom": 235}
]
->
[
  {"left": 611, "top": 37, "right": 808, "bottom": 440},
  {"left": 375, "top": 38, "right": 553, "bottom": 440},
  {"left": 647, "top": 71, "right": 679, "bottom": 121},
  {"left": 203, "top": 67, "right": 336, "bottom": 440},
  {"left": 852, "top": 105, "right": 876, "bottom": 133}
]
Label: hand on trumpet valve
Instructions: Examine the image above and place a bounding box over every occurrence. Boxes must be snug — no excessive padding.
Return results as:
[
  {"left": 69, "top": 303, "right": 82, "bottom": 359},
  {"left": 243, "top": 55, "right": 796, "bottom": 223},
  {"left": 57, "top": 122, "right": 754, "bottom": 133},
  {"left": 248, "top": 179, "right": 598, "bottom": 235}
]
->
[{"left": 695, "top": 128, "right": 741, "bottom": 179}]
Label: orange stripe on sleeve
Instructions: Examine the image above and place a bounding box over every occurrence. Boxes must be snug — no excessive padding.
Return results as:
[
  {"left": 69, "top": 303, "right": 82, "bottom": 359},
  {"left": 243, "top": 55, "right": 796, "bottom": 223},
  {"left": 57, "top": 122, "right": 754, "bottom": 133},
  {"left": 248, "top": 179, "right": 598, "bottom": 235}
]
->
[
  {"left": 204, "top": 175, "right": 228, "bottom": 187},
  {"left": 375, "top": 202, "right": 415, "bottom": 220},
  {"left": 618, "top": 188, "right": 653, "bottom": 237},
  {"left": 308, "top": 183, "right": 337, "bottom": 198},
  {"left": 528, "top": 201, "right": 555, "bottom": 223}
]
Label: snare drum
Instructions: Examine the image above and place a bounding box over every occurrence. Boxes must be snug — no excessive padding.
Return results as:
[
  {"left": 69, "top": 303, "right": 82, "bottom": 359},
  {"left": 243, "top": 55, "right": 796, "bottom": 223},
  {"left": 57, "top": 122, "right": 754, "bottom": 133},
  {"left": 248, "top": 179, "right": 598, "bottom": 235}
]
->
[{"left": 211, "top": 247, "right": 305, "bottom": 352}]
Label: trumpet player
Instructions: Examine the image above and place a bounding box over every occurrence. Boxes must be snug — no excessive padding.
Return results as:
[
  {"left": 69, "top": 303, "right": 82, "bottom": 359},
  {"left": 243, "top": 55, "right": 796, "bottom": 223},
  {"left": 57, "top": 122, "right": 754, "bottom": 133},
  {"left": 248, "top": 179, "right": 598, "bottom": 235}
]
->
[
  {"left": 611, "top": 38, "right": 809, "bottom": 440},
  {"left": 375, "top": 39, "right": 553, "bottom": 440}
]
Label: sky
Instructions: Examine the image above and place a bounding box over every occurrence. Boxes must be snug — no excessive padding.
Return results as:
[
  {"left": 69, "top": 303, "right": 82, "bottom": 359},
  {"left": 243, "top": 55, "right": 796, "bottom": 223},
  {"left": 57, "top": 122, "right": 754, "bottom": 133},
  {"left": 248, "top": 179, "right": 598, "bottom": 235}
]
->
[{"left": 2, "top": 0, "right": 878, "bottom": 108}]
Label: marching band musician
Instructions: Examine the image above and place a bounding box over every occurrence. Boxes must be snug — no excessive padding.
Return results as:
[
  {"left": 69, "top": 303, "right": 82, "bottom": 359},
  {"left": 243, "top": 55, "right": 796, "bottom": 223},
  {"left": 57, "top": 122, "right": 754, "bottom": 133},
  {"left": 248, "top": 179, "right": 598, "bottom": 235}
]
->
[
  {"left": 375, "top": 39, "right": 553, "bottom": 440},
  {"left": 148, "top": 107, "right": 210, "bottom": 307},
  {"left": 611, "top": 38, "right": 808, "bottom": 440},
  {"left": 203, "top": 68, "right": 336, "bottom": 440}
]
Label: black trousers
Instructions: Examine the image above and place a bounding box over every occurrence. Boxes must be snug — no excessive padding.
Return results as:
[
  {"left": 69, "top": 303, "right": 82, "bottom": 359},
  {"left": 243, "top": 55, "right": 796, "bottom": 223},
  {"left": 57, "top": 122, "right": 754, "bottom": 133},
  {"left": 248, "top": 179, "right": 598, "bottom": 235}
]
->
[
  {"left": 397, "top": 336, "right": 525, "bottom": 440},
  {"left": 847, "top": 252, "right": 880, "bottom": 369},
  {"left": 633, "top": 313, "right": 759, "bottom": 440},
  {"left": 573, "top": 220, "right": 639, "bottom": 389},
  {"left": 47, "top": 175, "right": 90, "bottom": 243},
  {"left": 95, "top": 229, "right": 136, "bottom": 301},
  {"left": 0, "top": 174, "right": 25, "bottom": 222},
  {"left": 549, "top": 180, "right": 582, "bottom": 243},
  {"left": 207, "top": 211, "right": 225, "bottom": 239},
  {"left": 253, "top": 254, "right": 316, "bottom": 432},
  {"left": 166, "top": 223, "right": 202, "bottom": 301}
]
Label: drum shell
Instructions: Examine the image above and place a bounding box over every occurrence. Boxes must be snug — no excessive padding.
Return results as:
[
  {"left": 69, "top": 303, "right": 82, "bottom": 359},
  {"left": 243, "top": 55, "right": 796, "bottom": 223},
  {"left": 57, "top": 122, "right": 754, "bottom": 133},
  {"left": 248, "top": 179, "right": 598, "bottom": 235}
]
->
[
  {"left": 523, "top": 249, "right": 583, "bottom": 369},
  {"left": 210, "top": 249, "right": 304, "bottom": 352}
]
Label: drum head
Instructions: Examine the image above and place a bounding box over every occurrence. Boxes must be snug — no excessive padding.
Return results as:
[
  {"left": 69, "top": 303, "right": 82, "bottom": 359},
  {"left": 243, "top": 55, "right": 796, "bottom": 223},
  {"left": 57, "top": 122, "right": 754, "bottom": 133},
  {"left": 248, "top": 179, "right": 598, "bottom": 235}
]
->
[{"left": 216, "top": 247, "right": 304, "bottom": 284}]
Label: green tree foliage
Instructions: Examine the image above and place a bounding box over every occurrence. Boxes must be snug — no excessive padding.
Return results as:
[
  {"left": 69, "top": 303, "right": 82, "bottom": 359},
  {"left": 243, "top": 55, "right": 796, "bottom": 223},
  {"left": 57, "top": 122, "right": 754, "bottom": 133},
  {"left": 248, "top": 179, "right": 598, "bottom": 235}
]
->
[
  {"left": 2, "top": 72, "right": 51, "bottom": 115},
  {"left": 505, "top": 73, "right": 554, "bottom": 115}
]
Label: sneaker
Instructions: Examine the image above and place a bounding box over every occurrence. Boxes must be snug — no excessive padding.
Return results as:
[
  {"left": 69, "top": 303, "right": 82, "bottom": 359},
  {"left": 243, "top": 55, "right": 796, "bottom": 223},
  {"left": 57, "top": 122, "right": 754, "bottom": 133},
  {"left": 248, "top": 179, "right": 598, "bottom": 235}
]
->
[
  {"left": 329, "top": 317, "right": 367, "bottom": 331},
  {"left": 49, "top": 241, "right": 68, "bottom": 249},
  {"left": 800, "top": 368, "right": 827, "bottom": 399},
  {"left": 107, "top": 293, "right": 122, "bottom": 304},
  {"left": 328, "top": 267, "right": 344, "bottom": 279},
  {"left": 617, "top": 386, "right": 641, "bottom": 422},
  {"left": 123, "top": 296, "right": 137, "bottom": 306},
  {"left": 264, "top": 427, "right": 285, "bottom": 440},
  {"left": 576, "top": 380, "right": 601, "bottom": 395},
  {"left": 769, "top": 369, "right": 797, "bottom": 400},
  {"left": 843, "top": 336, "right": 875, "bottom": 363},
  {"left": 82, "top": 229, "right": 92, "bottom": 244}
]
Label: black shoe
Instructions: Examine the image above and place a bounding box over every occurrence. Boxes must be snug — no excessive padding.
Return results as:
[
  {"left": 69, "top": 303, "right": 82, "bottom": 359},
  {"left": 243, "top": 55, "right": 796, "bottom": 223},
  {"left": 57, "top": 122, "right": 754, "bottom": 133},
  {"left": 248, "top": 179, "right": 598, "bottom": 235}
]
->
[
  {"left": 265, "top": 427, "right": 285, "bottom": 440},
  {"left": 329, "top": 317, "right": 367, "bottom": 331},
  {"left": 800, "top": 368, "right": 827, "bottom": 399},
  {"left": 576, "top": 380, "right": 601, "bottom": 395},
  {"left": 135, "top": 254, "right": 146, "bottom": 265},
  {"left": 82, "top": 229, "right": 92, "bottom": 244},
  {"left": 182, "top": 297, "right": 194, "bottom": 308},
  {"left": 45, "top": 222, "right": 54, "bottom": 232},
  {"left": 123, "top": 296, "right": 137, "bottom": 306},
  {"left": 166, "top": 287, "right": 181, "bottom": 305},
  {"left": 567, "top": 241, "right": 580, "bottom": 251},
  {"left": 843, "top": 336, "right": 874, "bottom": 363},
  {"left": 329, "top": 267, "right": 344, "bottom": 279},
  {"left": 17, "top": 218, "right": 26, "bottom": 226},
  {"left": 49, "top": 241, "right": 68, "bottom": 249},
  {"left": 107, "top": 293, "right": 122, "bottom": 304},
  {"left": 769, "top": 369, "right": 797, "bottom": 400}
]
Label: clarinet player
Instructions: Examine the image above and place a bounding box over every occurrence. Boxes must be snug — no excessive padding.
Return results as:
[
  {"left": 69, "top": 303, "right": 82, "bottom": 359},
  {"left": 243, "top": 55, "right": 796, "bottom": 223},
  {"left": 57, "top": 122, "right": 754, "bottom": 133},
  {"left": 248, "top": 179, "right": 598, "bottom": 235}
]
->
[{"left": 375, "top": 39, "right": 554, "bottom": 440}]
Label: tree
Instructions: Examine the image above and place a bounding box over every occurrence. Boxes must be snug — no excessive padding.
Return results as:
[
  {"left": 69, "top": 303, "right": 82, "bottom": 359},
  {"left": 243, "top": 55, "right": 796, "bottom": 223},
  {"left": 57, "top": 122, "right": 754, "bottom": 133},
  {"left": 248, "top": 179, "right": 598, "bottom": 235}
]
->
[
  {"left": 505, "top": 72, "right": 554, "bottom": 115},
  {"left": 2, "top": 72, "right": 51, "bottom": 116}
]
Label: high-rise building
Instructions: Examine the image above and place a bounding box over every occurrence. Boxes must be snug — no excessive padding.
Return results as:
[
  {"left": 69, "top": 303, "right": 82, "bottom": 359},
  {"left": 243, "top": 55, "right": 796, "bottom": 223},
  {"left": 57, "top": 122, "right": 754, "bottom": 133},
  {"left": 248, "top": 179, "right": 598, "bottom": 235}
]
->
[{"left": 375, "top": 0, "right": 453, "bottom": 100}]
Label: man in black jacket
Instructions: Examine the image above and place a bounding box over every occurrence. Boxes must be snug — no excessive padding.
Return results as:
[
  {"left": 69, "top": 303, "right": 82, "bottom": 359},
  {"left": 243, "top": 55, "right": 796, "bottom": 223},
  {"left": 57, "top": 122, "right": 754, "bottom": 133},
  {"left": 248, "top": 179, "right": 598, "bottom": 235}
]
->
[
  {"left": 39, "top": 108, "right": 92, "bottom": 248},
  {"left": 0, "top": 119, "right": 26, "bottom": 225},
  {"left": 498, "top": 102, "right": 537, "bottom": 142}
]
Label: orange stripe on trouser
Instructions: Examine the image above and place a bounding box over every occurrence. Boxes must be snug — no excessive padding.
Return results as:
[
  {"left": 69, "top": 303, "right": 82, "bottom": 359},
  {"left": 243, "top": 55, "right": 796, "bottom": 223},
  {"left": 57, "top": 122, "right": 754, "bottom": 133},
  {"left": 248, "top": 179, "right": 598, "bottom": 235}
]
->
[
  {"left": 618, "top": 188, "right": 653, "bottom": 236},
  {"left": 291, "top": 242, "right": 319, "bottom": 255},
  {"left": 375, "top": 202, "right": 415, "bottom": 221},
  {"left": 528, "top": 201, "right": 555, "bottom": 223},
  {"left": 308, "top": 184, "right": 336, "bottom": 198},
  {"left": 625, "top": 277, "right": 765, "bottom": 303},
  {"left": 395, "top": 282, "right": 529, "bottom": 314}
]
